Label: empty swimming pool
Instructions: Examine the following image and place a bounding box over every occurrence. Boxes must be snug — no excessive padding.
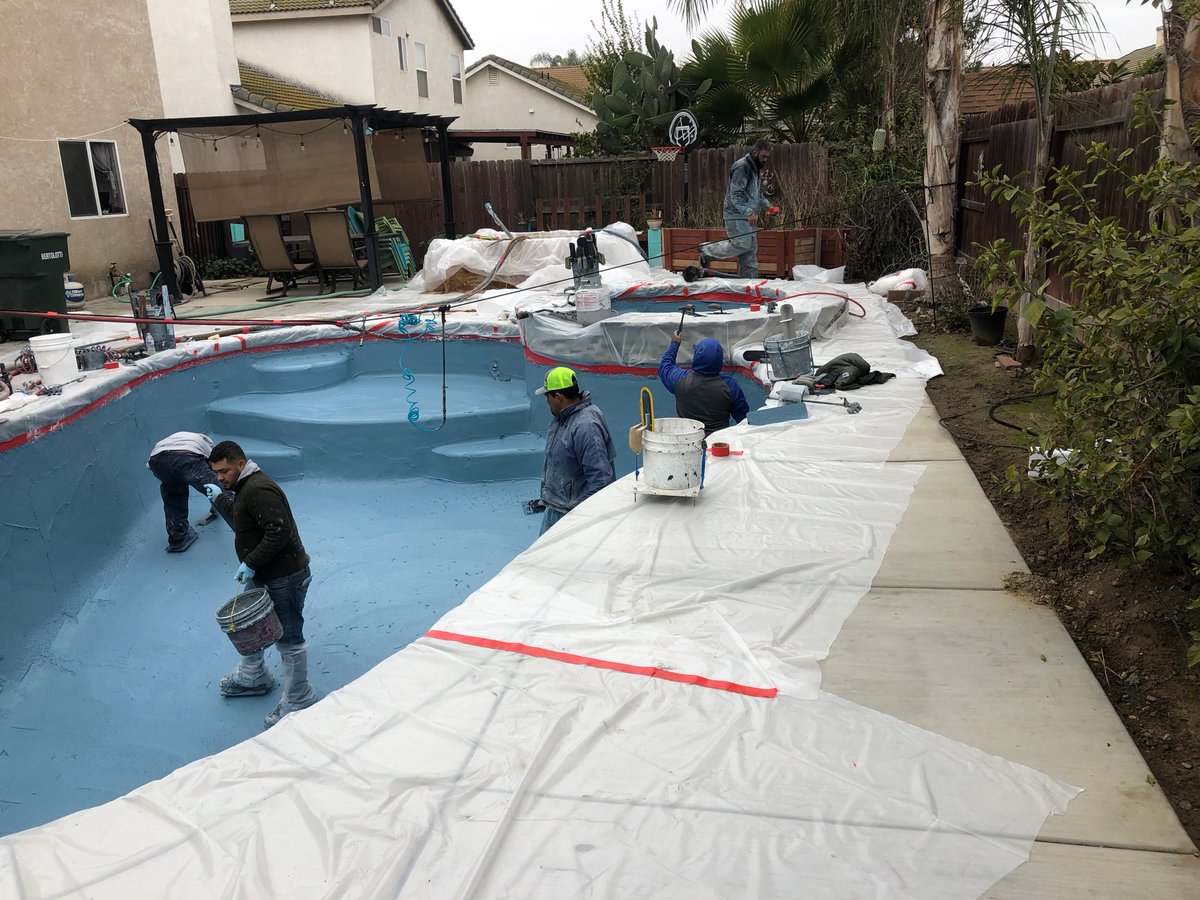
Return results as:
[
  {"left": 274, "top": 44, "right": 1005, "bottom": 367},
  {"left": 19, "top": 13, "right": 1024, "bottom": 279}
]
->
[{"left": 0, "top": 332, "right": 763, "bottom": 835}]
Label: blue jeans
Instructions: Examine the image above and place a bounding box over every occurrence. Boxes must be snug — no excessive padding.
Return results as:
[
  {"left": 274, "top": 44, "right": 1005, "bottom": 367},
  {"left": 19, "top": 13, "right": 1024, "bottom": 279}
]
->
[
  {"left": 702, "top": 217, "right": 759, "bottom": 277},
  {"left": 540, "top": 506, "right": 566, "bottom": 535},
  {"left": 147, "top": 450, "right": 230, "bottom": 544},
  {"left": 252, "top": 566, "right": 312, "bottom": 646}
]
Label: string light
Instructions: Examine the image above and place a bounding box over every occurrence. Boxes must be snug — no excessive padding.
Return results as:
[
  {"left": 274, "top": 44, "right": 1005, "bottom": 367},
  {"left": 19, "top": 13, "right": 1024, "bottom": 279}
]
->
[
  {"left": 342, "top": 121, "right": 348, "bottom": 134},
  {"left": 213, "top": 140, "right": 218, "bottom": 152},
  {"left": 300, "top": 136, "right": 305, "bottom": 151}
]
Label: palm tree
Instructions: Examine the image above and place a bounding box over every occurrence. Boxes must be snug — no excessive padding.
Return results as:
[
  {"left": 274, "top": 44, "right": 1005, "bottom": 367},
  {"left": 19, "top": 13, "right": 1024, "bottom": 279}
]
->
[{"left": 680, "top": 0, "right": 843, "bottom": 143}]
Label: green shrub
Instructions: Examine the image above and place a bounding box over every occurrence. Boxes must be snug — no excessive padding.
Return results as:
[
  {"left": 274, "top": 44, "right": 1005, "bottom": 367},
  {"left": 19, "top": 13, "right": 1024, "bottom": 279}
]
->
[
  {"left": 977, "top": 106, "right": 1200, "bottom": 663},
  {"left": 199, "top": 257, "right": 262, "bottom": 280}
]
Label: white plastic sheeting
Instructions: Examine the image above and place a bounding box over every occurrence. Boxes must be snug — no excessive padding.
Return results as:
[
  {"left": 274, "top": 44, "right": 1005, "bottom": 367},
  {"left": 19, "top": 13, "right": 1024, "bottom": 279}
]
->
[
  {"left": 0, "top": 286, "right": 1082, "bottom": 898},
  {"left": 410, "top": 227, "right": 652, "bottom": 293},
  {"left": 519, "top": 297, "right": 849, "bottom": 372}
]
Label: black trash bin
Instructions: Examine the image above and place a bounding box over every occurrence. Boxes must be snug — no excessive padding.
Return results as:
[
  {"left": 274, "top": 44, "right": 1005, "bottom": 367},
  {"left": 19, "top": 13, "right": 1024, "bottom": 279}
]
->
[{"left": 0, "top": 230, "right": 71, "bottom": 340}]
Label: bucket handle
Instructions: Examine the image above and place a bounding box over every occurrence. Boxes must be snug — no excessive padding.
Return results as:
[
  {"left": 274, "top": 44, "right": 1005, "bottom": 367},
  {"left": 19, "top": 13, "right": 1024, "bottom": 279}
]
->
[{"left": 227, "top": 585, "right": 241, "bottom": 633}]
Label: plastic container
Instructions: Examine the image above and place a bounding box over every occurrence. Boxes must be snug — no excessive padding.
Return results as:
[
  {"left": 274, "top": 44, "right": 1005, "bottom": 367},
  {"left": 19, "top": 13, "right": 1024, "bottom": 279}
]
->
[
  {"left": 215, "top": 588, "right": 284, "bottom": 655},
  {"left": 28, "top": 332, "right": 79, "bottom": 387},
  {"left": 64, "top": 273, "right": 85, "bottom": 307},
  {"left": 641, "top": 417, "right": 705, "bottom": 491},
  {"left": 574, "top": 286, "right": 611, "bottom": 313}
]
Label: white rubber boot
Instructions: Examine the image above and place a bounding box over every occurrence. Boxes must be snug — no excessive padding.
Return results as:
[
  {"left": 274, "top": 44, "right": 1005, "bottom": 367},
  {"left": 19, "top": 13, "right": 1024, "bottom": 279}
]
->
[
  {"left": 220, "top": 650, "right": 275, "bottom": 697},
  {"left": 264, "top": 643, "right": 318, "bottom": 728}
]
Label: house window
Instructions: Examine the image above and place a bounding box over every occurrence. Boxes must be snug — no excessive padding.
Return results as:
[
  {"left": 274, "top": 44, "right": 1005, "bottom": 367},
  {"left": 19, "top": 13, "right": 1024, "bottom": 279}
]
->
[
  {"left": 414, "top": 42, "right": 428, "bottom": 98},
  {"left": 398, "top": 36, "right": 408, "bottom": 71},
  {"left": 505, "top": 141, "right": 521, "bottom": 148},
  {"left": 58, "top": 140, "right": 126, "bottom": 218},
  {"left": 451, "top": 53, "right": 463, "bottom": 104},
  {"left": 370, "top": 15, "right": 391, "bottom": 37}
]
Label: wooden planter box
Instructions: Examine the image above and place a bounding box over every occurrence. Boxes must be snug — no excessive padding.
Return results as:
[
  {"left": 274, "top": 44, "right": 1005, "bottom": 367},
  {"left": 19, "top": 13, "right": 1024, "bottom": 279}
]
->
[{"left": 660, "top": 227, "right": 845, "bottom": 277}]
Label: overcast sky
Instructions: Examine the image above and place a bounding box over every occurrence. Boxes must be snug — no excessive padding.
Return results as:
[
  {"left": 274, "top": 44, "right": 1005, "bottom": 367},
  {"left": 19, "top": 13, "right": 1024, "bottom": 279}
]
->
[{"left": 454, "top": 0, "right": 1163, "bottom": 71}]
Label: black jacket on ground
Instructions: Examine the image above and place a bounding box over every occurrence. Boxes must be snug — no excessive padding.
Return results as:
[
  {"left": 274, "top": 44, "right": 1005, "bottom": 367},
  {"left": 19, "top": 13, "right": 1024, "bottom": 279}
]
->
[{"left": 214, "top": 470, "right": 309, "bottom": 580}]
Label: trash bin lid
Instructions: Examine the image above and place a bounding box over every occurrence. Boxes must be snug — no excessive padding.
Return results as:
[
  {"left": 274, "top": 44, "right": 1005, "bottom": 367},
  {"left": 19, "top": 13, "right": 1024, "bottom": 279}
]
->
[{"left": 0, "top": 230, "right": 70, "bottom": 241}]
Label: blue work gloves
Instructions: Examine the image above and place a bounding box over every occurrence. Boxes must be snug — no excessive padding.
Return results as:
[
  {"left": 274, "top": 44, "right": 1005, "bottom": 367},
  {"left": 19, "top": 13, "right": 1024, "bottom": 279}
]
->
[
  {"left": 204, "top": 483, "right": 223, "bottom": 501},
  {"left": 235, "top": 563, "right": 256, "bottom": 585}
]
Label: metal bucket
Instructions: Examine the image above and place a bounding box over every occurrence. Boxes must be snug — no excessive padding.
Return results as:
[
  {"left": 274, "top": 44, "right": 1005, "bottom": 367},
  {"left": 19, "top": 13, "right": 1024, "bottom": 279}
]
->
[
  {"left": 764, "top": 330, "right": 814, "bottom": 380},
  {"left": 641, "top": 417, "right": 705, "bottom": 491},
  {"left": 215, "top": 588, "right": 283, "bottom": 655}
]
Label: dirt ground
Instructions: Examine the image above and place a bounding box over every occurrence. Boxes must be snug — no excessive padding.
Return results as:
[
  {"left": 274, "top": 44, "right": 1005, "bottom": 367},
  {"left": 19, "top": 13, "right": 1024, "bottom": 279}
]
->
[{"left": 909, "top": 326, "right": 1200, "bottom": 845}]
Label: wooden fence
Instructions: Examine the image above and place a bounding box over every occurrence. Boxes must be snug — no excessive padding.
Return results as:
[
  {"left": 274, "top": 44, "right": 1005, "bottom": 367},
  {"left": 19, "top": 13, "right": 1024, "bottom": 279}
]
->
[
  {"left": 176, "top": 143, "right": 832, "bottom": 265},
  {"left": 957, "top": 72, "right": 1166, "bottom": 302}
]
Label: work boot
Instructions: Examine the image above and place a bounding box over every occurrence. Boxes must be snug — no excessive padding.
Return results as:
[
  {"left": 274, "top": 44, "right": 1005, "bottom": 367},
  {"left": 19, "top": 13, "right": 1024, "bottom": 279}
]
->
[
  {"left": 264, "top": 642, "right": 319, "bottom": 728},
  {"left": 196, "top": 510, "right": 219, "bottom": 526},
  {"left": 166, "top": 528, "right": 198, "bottom": 553},
  {"left": 699, "top": 250, "right": 712, "bottom": 270},
  {"left": 220, "top": 650, "right": 275, "bottom": 697}
]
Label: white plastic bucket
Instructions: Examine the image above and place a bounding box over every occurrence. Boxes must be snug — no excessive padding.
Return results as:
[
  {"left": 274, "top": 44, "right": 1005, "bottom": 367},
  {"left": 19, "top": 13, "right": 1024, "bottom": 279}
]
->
[
  {"left": 28, "top": 333, "right": 79, "bottom": 387},
  {"left": 575, "top": 286, "right": 611, "bottom": 312},
  {"left": 641, "top": 417, "right": 705, "bottom": 491}
]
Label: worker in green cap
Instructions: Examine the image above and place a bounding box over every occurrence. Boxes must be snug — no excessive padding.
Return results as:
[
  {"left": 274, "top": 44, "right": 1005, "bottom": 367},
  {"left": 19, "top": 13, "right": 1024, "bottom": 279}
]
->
[{"left": 535, "top": 366, "right": 616, "bottom": 534}]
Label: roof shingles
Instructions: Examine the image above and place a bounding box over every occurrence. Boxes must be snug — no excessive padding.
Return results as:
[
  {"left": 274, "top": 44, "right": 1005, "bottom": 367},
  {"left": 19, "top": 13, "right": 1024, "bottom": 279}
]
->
[
  {"left": 233, "top": 61, "right": 343, "bottom": 111},
  {"left": 468, "top": 55, "right": 591, "bottom": 107}
]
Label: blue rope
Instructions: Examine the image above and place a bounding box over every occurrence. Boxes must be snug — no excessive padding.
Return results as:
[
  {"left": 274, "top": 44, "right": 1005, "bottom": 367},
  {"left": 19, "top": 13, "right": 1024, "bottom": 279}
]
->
[{"left": 396, "top": 313, "right": 443, "bottom": 432}]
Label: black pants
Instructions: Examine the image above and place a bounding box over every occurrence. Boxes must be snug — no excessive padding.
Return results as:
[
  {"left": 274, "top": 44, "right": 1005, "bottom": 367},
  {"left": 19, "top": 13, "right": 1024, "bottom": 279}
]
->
[{"left": 147, "top": 450, "right": 229, "bottom": 543}]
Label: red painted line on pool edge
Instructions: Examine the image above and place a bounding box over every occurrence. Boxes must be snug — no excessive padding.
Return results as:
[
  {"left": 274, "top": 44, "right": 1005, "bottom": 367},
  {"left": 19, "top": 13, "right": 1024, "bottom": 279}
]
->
[
  {"left": 424, "top": 629, "right": 778, "bottom": 699},
  {"left": 0, "top": 330, "right": 518, "bottom": 455}
]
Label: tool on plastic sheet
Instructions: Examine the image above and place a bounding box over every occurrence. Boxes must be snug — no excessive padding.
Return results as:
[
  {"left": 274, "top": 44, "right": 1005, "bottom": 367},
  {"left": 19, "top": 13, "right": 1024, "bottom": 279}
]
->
[{"left": 484, "top": 202, "right": 514, "bottom": 239}]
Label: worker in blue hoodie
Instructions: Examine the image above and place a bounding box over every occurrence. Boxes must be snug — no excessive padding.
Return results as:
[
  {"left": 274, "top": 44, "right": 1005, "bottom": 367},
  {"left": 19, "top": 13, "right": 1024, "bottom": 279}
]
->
[{"left": 659, "top": 333, "right": 750, "bottom": 436}]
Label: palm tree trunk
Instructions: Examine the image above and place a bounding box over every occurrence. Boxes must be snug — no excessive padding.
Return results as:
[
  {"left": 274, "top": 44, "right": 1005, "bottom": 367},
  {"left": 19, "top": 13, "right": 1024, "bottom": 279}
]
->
[
  {"left": 1015, "top": 0, "right": 1065, "bottom": 364},
  {"left": 922, "top": 0, "right": 963, "bottom": 305},
  {"left": 1162, "top": 4, "right": 1200, "bottom": 163}
]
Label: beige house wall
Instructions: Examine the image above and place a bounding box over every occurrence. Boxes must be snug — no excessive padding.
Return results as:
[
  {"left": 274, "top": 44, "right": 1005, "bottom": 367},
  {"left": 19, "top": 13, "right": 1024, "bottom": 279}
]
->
[
  {"left": 0, "top": 0, "right": 177, "bottom": 301},
  {"left": 457, "top": 63, "right": 596, "bottom": 161},
  {"left": 232, "top": 15, "right": 373, "bottom": 104},
  {"left": 370, "top": 0, "right": 469, "bottom": 117}
]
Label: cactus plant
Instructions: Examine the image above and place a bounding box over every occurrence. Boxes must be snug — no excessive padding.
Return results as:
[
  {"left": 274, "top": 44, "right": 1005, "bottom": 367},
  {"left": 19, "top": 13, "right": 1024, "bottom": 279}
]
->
[{"left": 592, "top": 19, "right": 710, "bottom": 154}]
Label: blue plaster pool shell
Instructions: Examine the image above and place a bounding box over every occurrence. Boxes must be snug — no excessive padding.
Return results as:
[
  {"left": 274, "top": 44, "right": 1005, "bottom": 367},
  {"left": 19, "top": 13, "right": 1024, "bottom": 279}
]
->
[{"left": 0, "top": 334, "right": 763, "bottom": 835}]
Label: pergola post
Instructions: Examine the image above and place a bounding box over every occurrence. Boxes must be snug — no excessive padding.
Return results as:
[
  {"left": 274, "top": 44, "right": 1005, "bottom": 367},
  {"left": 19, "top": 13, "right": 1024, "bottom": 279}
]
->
[
  {"left": 437, "top": 124, "right": 457, "bottom": 239},
  {"left": 350, "top": 108, "right": 382, "bottom": 290},
  {"left": 136, "top": 126, "right": 181, "bottom": 314}
]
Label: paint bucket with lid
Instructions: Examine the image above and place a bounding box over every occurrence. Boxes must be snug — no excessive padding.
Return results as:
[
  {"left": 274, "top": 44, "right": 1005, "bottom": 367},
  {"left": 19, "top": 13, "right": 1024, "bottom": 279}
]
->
[
  {"left": 215, "top": 588, "right": 283, "bottom": 655},
  {"left": 641, "top": 417, "right": 705, "bottom": 491},
  {"left": 28, "top": 332, "right": 79, "bottom": 387}
]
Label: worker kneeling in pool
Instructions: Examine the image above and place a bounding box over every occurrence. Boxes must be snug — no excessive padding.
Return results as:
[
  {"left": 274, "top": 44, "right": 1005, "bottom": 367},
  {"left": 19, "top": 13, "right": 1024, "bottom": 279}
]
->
[
  {"left": 537, "top": 366, "right": 616, "bottom": 535},
  {"left": 205, "top": 440, "right": 319, "bottom": 729},
  {"left": 659, "top": 333, "right": 750, "bottom": 436}
]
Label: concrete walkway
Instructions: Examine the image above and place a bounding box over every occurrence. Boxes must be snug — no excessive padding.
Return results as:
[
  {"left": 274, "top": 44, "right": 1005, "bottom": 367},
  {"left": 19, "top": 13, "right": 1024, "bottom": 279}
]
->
[{"left": 824, "top": 398, "right": 1200, "bottom": 895}]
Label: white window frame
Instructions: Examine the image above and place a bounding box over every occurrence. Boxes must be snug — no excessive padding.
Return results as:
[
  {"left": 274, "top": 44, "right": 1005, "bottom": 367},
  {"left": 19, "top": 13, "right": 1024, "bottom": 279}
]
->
[
  {"left": 370, "top": 15, "right": 391, "bottom": 37},
  {"left": 414, "top": 42, "right": 429, "bottom": 99},
  {"left": 398, "top": 35, "right": 408, "bottom": 71},
  {"left": 57, "top": 139, "right": 128, "bottom": 220},
  {"left": 451, "top": 53, "right": 463, "bottom": 105}
]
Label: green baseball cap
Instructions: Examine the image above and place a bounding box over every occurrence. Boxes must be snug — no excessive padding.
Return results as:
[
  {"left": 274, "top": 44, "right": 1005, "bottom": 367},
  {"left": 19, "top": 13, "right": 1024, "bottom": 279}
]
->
[{"left": 535, "top": 366, "right": 579, "bottom": 395}]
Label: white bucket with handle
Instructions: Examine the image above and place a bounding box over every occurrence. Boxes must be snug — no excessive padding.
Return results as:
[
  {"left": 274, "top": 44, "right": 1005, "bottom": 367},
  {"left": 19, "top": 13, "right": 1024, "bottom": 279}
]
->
[
  {"left": 28, "top": 332, "right": 78, "bottom": 387},
  {"left": 640, "top": 417, "right": 705, "bottom": 491}
]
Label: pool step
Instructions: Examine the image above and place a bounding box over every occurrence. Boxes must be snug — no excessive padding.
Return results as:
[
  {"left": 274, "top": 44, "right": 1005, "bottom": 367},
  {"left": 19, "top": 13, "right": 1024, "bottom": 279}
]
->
[
  {"left": 429, "top": 433, "right": 545, "bottom": 482},
  {"left": 251, "top": 349, "right": 353, "bottom": 393},
  {"left": 212, "top": 436, "right": 304, "bottom": 481},
  {"left": 206, "top": 372, "right": 534, "bottom": 479}
]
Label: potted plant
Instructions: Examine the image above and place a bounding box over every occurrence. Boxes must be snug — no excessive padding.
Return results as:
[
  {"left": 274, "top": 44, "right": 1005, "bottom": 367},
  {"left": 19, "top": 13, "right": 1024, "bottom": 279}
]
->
[
  {"left": 967, "top": 302, "right": 1009, "bottom": 346},
  {"left": 646, "top": 209, "right": 663, "bottom": 230}
]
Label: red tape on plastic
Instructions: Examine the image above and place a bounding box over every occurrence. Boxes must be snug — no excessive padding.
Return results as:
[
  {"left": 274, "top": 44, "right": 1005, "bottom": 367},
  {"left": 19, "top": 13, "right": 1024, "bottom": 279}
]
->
[{"left": 425, "top": 629, "right": 778, "bottom": 698}]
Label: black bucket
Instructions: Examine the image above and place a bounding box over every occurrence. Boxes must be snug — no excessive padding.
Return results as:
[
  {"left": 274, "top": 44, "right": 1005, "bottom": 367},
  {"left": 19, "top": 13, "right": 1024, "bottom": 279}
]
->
[{"left": 967, "top": 306, "right": 1008, "bottom": 346}]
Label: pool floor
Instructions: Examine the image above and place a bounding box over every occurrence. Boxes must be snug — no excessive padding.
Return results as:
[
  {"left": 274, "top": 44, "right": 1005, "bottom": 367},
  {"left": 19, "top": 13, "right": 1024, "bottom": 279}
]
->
[{"left": 0, "top": 475, "right": 541, "bottom": 836}]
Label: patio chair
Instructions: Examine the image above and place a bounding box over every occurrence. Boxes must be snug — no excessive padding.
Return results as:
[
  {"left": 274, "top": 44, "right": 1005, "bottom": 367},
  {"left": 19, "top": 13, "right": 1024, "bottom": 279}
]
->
[
  {"left": 242, "top": 214, "right": 316, "bottom": 296},
  {"left": 347, "top": 206, "right": 416, "bottom": 280},
  {"left": 306, "top": 209, "right": 368, "bottom": 293}
]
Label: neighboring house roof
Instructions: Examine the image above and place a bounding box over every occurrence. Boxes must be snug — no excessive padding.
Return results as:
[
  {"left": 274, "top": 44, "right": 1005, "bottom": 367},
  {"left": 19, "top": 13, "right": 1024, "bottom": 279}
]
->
[
  {"left": 533, "top": 65, "right": 591, "bottom": 98},
  {"left": 232, "top": 61, "right": 344, "bottom": 111},
  {"left": 1116, "top": 43, "right": 1161, "bottom": 72},
  {"left": 466, "top": 55, "right": 593, "bottom": 112},
  {"left": 960, "top": 66, "right": 1036, "bottom": 116},
  {"left": 228, "top": 0, "right": 474, "bottom": 50}
]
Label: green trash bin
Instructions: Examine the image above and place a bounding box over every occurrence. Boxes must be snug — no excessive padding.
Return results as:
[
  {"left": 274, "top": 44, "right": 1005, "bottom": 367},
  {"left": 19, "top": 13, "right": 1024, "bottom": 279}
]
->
[{"left": 0, "top": 230, "right": 71, "bottom": 340}]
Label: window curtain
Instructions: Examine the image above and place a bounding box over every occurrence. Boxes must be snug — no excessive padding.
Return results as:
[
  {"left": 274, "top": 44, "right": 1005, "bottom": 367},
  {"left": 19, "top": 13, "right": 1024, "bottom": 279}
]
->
[{"left": 90, "top": 142, "right": 125, "bottom": 214}]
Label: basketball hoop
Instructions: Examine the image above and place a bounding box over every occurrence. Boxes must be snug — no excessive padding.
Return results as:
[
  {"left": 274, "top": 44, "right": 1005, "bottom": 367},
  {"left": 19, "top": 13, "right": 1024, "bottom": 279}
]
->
[{"left": 652, "top": 145, "right": 682, "bottom": 163}]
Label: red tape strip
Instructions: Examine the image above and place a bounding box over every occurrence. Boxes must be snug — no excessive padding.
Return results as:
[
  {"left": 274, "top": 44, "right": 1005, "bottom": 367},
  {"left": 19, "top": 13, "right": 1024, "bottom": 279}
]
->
[{"left": 425, "top": 629, "right": 778, "bottom": 699}]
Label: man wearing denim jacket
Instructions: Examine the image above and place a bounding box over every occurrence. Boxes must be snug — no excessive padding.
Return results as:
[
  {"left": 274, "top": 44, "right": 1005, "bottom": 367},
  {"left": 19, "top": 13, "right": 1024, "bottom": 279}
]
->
[
  {"left": 700, "top": 139, "right": 772, "bottom": 277},
  {"left": 207, "top": 440, "right": 319, "bottom": 729}
]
